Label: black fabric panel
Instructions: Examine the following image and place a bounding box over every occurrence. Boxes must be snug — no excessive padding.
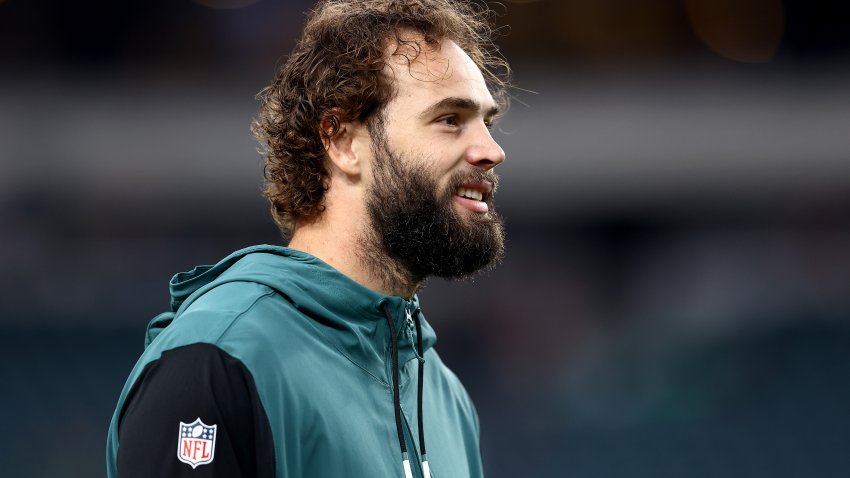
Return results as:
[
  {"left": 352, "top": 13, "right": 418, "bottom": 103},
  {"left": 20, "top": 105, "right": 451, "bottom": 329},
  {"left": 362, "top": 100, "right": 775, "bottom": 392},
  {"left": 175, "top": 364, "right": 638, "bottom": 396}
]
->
[{"left": 117, "top": 343, "right": 275, "bottom": 477}]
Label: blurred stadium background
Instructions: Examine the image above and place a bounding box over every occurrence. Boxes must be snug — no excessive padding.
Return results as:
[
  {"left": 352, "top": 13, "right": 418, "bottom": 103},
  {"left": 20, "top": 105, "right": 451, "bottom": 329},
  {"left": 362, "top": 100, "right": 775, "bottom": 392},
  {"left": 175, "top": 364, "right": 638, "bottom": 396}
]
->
[{"left": 2, "top": 0, "right": 850, "bottom": 476}]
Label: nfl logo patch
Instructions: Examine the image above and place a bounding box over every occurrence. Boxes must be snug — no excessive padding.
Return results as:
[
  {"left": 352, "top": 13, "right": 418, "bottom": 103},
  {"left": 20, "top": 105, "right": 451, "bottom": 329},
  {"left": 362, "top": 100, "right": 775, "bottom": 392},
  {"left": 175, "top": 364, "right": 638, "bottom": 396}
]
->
[{"left": 177, "top": 418, "right": 217, "bottom": 469}]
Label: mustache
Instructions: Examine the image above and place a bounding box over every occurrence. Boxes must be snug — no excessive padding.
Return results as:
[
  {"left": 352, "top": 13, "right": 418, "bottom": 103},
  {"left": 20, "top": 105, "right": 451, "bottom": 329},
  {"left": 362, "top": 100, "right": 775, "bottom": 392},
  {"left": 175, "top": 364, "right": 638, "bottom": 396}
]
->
[{"left": 446, "top": 170, "right": 500, "bottom": 195}]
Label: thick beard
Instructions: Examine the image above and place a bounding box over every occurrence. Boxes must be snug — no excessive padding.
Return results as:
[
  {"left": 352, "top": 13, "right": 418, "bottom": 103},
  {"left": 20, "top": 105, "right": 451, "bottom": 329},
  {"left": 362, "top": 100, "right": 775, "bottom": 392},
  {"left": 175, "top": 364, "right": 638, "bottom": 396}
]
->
[{"left": 362, "top": 131, "right": 505, "bottom": 290}]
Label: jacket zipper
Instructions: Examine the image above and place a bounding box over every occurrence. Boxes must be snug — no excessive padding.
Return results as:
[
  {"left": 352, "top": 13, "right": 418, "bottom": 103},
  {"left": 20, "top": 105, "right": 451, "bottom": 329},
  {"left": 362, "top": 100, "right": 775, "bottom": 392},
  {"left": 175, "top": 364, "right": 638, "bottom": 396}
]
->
[
  {"left": 403, "top": 301, "right": 432, "bottom": 477},
  {"left": 387, "top": 300, "right": 430, "bottom": 478},
  {"left": 402, "top": 301, "right": 422, "bottom": 478}
]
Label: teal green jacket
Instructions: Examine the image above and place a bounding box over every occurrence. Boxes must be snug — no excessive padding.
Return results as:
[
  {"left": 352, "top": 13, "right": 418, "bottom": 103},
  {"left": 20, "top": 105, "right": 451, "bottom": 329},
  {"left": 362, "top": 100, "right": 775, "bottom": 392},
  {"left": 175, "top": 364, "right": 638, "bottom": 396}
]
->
[{"left": 106, "top": 245, "right": 484, "bottom": 477}]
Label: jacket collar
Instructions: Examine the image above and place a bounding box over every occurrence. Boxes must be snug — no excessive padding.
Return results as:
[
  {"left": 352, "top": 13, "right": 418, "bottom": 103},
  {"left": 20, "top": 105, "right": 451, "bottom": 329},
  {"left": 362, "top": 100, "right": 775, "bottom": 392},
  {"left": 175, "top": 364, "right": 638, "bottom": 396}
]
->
[{"left": 152, "top": 245, "right": 437, "bottom": 383}]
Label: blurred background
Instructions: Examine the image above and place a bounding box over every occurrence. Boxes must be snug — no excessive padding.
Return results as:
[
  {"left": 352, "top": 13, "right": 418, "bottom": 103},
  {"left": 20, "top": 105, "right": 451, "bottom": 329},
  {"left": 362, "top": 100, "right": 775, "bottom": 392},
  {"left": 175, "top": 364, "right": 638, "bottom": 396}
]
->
[{"left": 1, "top": 0, "right": 849, "bottom": 476}]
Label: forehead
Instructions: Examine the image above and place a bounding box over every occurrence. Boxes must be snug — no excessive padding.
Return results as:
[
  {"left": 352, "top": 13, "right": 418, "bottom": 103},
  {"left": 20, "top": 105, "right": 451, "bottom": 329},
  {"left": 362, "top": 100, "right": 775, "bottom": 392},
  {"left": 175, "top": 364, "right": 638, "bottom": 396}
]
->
[{"left": 384, "top": 36, "right": 496, "bottom": 116}]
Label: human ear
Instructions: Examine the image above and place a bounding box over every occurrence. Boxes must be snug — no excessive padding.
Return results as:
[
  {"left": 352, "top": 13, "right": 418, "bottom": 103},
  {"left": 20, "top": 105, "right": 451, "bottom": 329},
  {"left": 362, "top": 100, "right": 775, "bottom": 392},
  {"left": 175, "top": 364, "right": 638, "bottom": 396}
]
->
[{"left": 320, "top": 111, "right": 365, "bottom": 177}]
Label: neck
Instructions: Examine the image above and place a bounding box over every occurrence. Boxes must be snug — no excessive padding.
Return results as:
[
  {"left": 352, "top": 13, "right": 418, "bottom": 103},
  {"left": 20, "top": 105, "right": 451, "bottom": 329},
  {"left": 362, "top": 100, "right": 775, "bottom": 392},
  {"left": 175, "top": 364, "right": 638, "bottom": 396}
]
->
[
  {"left": 288, "top": 216, "right": 421, "bottom": 299},
  {"left": 355, "top": 229, "right": 424, "bottom": 298}
]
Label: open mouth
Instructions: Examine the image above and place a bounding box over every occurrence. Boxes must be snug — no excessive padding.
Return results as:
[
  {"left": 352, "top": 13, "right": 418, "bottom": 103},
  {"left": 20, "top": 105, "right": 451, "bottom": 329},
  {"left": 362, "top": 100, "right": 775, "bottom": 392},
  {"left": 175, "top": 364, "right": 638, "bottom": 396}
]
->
[
  {"left": 453, "top": 182, "right": 493, "bottom": 213},
  {"left": 456, "top": 187, "right": 484, "bottom": 201}
]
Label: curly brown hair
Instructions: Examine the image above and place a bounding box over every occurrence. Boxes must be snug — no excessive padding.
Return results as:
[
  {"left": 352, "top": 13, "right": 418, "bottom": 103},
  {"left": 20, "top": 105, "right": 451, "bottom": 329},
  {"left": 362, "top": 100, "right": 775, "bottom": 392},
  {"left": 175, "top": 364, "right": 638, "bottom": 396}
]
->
[{"left": 252, "top": 0, "right": 511, "bottom": 237}]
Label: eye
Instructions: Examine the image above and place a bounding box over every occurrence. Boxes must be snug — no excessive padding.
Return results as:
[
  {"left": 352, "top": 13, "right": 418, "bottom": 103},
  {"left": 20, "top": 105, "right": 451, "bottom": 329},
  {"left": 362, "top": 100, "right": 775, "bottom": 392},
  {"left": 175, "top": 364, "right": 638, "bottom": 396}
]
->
[{"left": 436, "top": 115, "right": 460, "bottom": 127}]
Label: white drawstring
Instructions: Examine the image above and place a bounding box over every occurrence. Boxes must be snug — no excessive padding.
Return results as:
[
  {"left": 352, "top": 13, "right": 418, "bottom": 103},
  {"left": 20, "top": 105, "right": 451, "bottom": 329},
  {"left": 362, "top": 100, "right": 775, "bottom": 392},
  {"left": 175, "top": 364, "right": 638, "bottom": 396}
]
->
[
  {"left": 422, "top": 458, "right": 432, "bottom": 478},
  {"left": 402, "top": 456, "right": 413, "bottom": 478}
]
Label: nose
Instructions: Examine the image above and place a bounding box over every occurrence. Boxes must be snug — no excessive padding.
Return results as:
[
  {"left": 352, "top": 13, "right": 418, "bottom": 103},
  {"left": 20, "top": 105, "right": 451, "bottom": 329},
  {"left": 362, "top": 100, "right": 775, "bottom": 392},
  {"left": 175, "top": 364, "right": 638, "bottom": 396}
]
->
[{"left": 465, "top": 124, "right": 506, "bottom": 170}]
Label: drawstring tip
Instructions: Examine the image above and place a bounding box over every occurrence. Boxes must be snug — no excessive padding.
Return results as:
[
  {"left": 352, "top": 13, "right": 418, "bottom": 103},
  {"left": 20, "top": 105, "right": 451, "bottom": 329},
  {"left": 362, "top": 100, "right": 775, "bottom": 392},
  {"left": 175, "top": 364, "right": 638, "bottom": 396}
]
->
[
  {"left": 422, "top": 458, "right": 432, "bottom": 478},
  {"left": 402, "top": 457, "right": 413, "bottom": 478}
]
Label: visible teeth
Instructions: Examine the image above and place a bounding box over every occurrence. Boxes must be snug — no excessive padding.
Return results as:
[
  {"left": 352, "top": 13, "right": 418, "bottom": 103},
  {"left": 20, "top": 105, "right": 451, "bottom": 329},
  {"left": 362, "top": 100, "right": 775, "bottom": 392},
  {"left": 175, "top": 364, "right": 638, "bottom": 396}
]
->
[{"left": 456, "top": 187, "right": 483, "bottom": 201}]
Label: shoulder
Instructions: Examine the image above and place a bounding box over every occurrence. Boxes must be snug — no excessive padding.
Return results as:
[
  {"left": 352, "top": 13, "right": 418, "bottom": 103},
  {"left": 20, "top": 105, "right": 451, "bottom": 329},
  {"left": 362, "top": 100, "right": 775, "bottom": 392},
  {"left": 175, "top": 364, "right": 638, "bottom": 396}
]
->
[
  {"left": 136, "top": 279, "right": 316, "bottom": 391},
  {"left": 152, "top": 281, "right": 296, "bottom": 347},
  {"left": 183, "top": 280, "right": 283, "bottom": 324},
  {"left": 425, "top": 350, "right": 480, "bottom": 417},
  {"left": 427, "top": 350, "right": 470, "bottom": 393},
  {"left": 159, "top": 280, "right": 328, "bottom": 383}
]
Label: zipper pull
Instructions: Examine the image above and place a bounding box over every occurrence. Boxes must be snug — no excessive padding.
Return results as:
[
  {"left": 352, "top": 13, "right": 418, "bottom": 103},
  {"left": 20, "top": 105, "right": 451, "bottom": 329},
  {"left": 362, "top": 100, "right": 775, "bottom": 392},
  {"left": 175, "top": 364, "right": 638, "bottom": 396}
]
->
[{"left": 405, "top": 306, "right": 425, "bottom": 363}]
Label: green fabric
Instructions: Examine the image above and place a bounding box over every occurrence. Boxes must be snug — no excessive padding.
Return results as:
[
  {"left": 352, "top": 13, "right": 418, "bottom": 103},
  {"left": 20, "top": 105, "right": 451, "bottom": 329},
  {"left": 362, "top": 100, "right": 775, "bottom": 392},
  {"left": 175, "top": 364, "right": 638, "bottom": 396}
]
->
[{"left": 106, "top": 245, "right": 483, "bottom": 477}]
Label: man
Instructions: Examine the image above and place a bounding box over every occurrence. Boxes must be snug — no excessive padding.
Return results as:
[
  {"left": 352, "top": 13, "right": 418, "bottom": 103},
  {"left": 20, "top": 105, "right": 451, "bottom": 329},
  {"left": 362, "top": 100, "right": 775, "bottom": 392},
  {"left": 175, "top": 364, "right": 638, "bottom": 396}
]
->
[{"left": 106, "top": 0, "right": 510, "bottom": 476}]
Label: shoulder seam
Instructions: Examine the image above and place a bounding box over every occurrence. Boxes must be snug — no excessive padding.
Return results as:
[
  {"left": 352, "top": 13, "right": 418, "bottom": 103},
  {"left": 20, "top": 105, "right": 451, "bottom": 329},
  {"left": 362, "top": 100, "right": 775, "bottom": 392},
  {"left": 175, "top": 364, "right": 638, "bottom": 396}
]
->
[
  {"left": 212, "top": 288, "right": 278, "bottom": 345},
  {"left": 203, "top": 283, "right": 390, "bottom": 388}
]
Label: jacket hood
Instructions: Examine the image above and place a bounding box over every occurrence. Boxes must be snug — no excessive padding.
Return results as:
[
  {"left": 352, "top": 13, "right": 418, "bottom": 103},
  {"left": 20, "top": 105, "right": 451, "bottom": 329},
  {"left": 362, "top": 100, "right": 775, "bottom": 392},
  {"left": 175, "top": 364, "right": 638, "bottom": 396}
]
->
[{"left": 145, "top": 244, "right": 437, "bottom": 370}]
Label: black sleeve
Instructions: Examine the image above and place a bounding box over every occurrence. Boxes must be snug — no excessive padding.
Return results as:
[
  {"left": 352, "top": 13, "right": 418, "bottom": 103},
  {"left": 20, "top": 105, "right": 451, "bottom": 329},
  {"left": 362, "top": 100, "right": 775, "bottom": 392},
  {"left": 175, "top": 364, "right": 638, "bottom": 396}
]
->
[{"left": 117, "top": 343, "right": 275, "bottom": 477}]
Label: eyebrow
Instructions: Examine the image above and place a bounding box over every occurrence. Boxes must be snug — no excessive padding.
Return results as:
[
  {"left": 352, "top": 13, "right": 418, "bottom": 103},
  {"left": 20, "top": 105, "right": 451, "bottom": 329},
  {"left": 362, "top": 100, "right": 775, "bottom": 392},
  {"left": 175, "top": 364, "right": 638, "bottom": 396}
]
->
[{"left": 419, "top": 96, "right": 500, "bottom": 121}]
